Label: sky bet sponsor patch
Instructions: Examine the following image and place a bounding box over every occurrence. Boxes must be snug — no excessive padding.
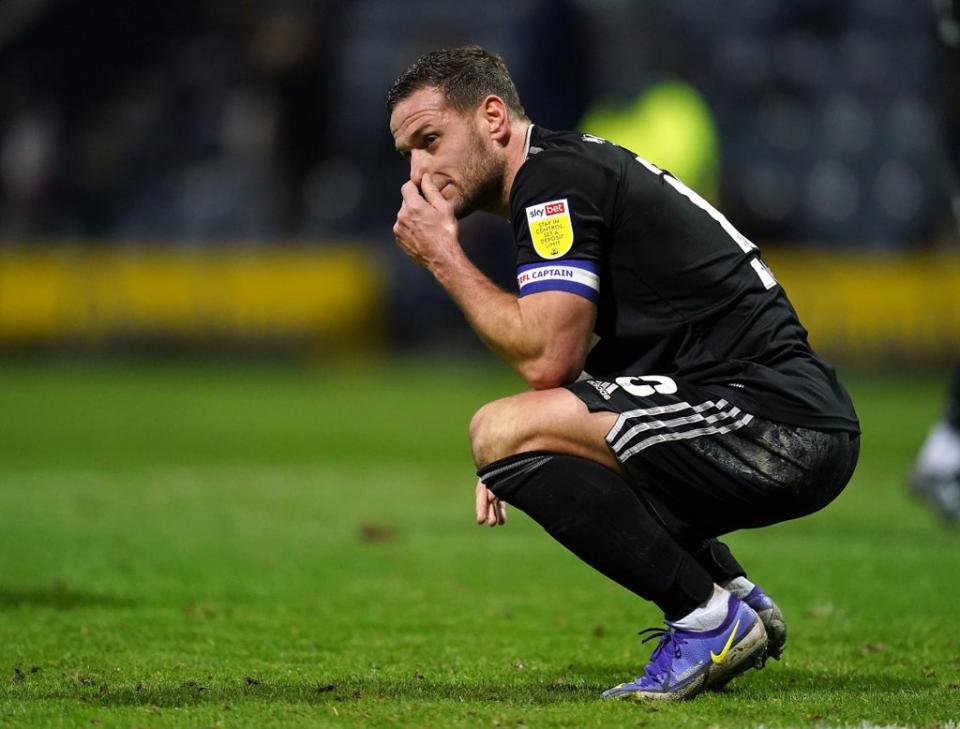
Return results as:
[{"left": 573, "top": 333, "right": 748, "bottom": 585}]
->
[
  {"left": 525, "top": 198, "right": 574, "bottom": 259},
  {"left": 516, "top": 260, "right": 599, "bottom": 302}
]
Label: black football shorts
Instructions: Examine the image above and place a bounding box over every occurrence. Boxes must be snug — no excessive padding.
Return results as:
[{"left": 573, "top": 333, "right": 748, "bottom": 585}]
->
[{"left": 566, "top": 375, "right": 860, "bottom": 543}]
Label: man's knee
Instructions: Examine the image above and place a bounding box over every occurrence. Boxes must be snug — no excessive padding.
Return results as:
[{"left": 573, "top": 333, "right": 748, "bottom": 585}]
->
[
  {"left": 469, "top": 399, "right": 525, "bottom": 469},
  {"left": 470, "top": 389, "right": 620, "bottom": 471}
]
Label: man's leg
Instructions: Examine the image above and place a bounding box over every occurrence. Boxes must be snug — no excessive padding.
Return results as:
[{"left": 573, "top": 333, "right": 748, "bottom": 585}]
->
[
  {"left": 910, "top": 365, "right": 960, "bottom": 521},
  {"left": 470, "top": 388, "right": 619, "bottom": 470},
  {"left": 948, "top": 366, "right": 960, "bottom": 431},
  {"left": 913, "top": 20, "right": 960, "bottom": 521},
  {"left": 471, "top": 388, "right": 768, "bottom": 700},
  {"left": 595, "top": 384, "right": 858, "bottom": 665},
  {"left": 687, "top": 538, "right": 787, "bottom": 660},
  {"left": 471, "top": 390, "right": 715, "bottom": 619},
  {"left": 471, "top": 376, "right": 860, "bottom": 693},
  {"left": 472, "top": 389, "right": 755, "bottom": 589},
  {"left": 595, "top": 479, "right": 785, "bottom": 662}
]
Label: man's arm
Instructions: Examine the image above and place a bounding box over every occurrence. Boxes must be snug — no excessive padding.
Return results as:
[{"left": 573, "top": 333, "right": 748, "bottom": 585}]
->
[{"left": 394, "top": 174, "right": 596, "bottom": 389}]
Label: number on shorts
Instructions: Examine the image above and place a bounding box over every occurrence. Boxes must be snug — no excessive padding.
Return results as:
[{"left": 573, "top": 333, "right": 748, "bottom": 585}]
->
[{"left": 615, "top": 375, "right": 678, "bottom": 398}]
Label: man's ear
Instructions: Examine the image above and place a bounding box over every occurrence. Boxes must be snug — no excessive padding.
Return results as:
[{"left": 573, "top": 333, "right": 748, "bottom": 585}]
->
[{"left": 479, "top": 95, "right": 510, "bottom": 143}]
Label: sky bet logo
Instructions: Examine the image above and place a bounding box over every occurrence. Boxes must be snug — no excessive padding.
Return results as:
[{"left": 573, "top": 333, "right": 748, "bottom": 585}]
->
[
  {"left": 525, "top": 198, "right": 574, "bottom": 259},
  {"left": 527, "top": 200, "right": 566, "bottom": 220}
]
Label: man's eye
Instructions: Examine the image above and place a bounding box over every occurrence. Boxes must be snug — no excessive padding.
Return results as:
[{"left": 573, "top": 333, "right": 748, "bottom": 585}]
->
[{"left": 425, "top": 135, "right": 438, "bottom": 147}]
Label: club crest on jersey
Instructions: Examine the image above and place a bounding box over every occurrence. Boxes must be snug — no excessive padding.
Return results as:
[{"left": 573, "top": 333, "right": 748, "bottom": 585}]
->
[{"left": 525, "top": 198, "right": 574, "bottom": 259}]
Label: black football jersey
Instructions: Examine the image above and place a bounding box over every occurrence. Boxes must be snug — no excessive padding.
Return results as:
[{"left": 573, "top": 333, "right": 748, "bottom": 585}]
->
[{"left": 509, "top": 125, "right": 859, "bottom": 434}]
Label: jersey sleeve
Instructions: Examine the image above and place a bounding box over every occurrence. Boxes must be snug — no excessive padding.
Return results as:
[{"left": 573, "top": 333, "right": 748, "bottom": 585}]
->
[{"left": 510, "top": 151, "right": 611, "bottom": 303}]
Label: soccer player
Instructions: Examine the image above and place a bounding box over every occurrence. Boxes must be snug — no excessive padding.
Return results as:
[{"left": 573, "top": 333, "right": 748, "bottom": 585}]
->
[
  {"left": 909, "top": 0, "right": 960, "bottom": 522},
  {"left": 911, "top": 369, "right": 960, "bottom": 521},
  {"left": 388, "top": 46, "right": 860, "bottom": 700}
]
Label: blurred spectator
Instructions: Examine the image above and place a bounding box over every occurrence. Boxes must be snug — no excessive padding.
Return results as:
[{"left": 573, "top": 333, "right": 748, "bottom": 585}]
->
[{"left": 907, "top": 0, "right": 960, "bottom": 523}]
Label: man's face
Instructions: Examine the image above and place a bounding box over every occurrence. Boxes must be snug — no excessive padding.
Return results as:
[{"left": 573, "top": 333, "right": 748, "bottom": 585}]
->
[{"left": 390, "top": 86, "right": 505, "bottom": 218}]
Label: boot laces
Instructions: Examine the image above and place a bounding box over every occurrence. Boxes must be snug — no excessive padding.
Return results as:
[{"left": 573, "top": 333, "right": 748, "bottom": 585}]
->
[{"left": 635, "top": 626, "right": 686, "bottom": 683}]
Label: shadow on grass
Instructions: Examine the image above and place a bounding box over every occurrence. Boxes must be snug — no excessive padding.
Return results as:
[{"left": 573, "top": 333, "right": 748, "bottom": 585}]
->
[
  {"left": 18, "top": 667, "right": 936, "bottom": 708},
  {"left": 0, "top": 584, "right": 135, "bottom": 610},
  {"left": 25, "top": 676, "right": 599, "bottom": 707}
]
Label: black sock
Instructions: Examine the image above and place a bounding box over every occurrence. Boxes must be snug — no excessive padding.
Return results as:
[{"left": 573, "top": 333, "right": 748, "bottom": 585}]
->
[
  {"left": 688, "top": 539, "right": 746, "bottom": 584},
  {"left": 478, "top": 452, "right": 713, "bottom": 621},
  {"left": 946, "top": 365, "right": 960, "bottom": 431}
]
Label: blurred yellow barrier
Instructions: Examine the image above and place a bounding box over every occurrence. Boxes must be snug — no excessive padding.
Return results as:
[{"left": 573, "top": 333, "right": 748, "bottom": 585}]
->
[
  {"left": 0, "top": 246, "right": 956, "bottom": 362},
  {"left": 766, "top": 249, "right": 960, "bottom": 364},
  {"left": 0, "top": 247, "right": 384, "bottom": 350}
]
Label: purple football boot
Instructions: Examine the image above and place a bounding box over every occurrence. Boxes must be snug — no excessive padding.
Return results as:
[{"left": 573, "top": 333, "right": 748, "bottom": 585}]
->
[
  {"left": 602, "top": 595, "right": 767, "bottom": 701},
  {"left": 743, "top": 585, "right": 787, "bottom": 660}
]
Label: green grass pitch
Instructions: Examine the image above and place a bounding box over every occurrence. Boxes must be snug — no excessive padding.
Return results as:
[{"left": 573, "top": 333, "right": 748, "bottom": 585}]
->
[{"left": 0, "top": 358, "right": 958, "bottom": 727}]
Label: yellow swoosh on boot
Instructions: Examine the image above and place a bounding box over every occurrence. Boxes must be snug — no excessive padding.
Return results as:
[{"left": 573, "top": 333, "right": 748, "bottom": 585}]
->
[{"left": 710, "top": 618, "right": 741, "bottom": 665}]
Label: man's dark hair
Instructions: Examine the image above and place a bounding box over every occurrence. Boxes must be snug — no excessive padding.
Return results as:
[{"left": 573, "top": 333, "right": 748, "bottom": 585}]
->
[{"left": 386, "top": 45, "right": 527, "bottom": 119}]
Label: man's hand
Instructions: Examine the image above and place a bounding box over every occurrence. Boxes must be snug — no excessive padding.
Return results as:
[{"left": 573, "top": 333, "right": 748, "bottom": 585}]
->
[
  {"left": 475, "top": 478, "right": 507, "bottom": 527},
  {"left": 393, "top": 174, "right": 595, "bottom": 392},
  {"left": 393, "top": 173, "right": 459, "bottom": 271}
]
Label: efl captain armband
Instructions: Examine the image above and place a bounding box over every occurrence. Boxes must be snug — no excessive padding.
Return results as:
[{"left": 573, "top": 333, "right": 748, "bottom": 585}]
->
[{"left": 516, "top": 260, "right": 600, "bottom": 302}]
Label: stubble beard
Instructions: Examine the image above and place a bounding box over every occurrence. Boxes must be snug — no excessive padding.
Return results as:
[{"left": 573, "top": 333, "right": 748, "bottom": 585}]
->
[{"left": 452, "top": 132, "right": 506, "bottom": 219}]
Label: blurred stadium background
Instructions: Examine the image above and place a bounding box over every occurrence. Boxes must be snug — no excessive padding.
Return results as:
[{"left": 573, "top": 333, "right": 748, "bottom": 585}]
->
[
  {"left": 3, "top": 3, "right": 960, "bottom": 725},
  {"left": 0, "top": 0, "right": 958, "bottom": 365}
]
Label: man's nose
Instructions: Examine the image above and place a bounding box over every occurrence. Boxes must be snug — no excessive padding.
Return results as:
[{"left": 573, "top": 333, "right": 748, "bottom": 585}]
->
[{"left": 409, "top": 150, "right": 428, "bottom": 187}]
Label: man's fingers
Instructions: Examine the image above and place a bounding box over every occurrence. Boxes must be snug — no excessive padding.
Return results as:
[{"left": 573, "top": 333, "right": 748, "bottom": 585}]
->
[
  {"left": 476, "top": 479, "right": 506, "bottom": 528},
  {"left": 400, "top": 180, "right": 424, "bottom": 206},
  {"left": 476, "top": 479, "right": 489, "bottom": 524},
  {"left": 490, "top": 497, "right": 506, "bottom": 526},
  {"left": 485, "top": 485, "right": 498, "bottom": 526},
  {"left": 420, "top": 173, "right": 447, "bottom": 209},
  {"left": 486, "top": 501, "right": 498, "bottom": 526}
]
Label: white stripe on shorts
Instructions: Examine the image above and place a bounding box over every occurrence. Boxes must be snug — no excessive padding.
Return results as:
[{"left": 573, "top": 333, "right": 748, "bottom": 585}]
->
[{"left": 607, "top": 398, "right": 754, "bottom": 461}]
